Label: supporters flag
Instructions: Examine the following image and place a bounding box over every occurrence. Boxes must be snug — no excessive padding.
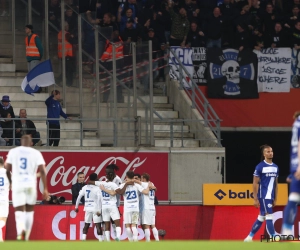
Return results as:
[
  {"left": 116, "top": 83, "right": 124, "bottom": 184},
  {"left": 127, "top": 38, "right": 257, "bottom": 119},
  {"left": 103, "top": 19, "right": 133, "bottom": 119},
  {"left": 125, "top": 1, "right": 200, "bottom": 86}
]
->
[
  {"left": 257, "top": 48, "right": 291, "bottom": 92},
  {"left": 192, "top": 47, "right": 207, "bottom": 85},
  {"left": 21, "top": 59, "right": 55, "bottom": 95},
  {"left": 290, "top": 48, "right": 300, "bottom": 88},
  {"left": 207, "top": 48, "right": 258, "bottom": 99},
  {"left": 169, "top": 46, "right": 194, "bottom": 89}
]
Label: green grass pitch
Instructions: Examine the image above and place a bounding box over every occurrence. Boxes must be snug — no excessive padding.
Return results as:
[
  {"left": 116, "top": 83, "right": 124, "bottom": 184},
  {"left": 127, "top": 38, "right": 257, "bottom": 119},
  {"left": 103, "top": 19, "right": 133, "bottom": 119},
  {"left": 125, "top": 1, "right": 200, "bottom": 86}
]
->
[{"left": 1, "top": 241, "right": 299, "bottom": 250}]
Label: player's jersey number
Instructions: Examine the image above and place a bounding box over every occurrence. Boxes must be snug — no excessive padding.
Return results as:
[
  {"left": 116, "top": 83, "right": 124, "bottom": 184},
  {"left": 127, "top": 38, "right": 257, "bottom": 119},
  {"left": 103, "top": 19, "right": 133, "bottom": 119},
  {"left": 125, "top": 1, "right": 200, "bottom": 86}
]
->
[
  {"left": 125, "top": 190, "right": 137, "bottom": 200},
  {"left": 101, "top": 191, "right": 109, "bottom": 197},
  {"left": 0, "top": 177, "right": 4, "bottom": 186},
  {"left": 20, "top": 158, "right": 27, "bottom": 169},
  {"left": 150, "top": 190, "right": 154, "bottom": 197},
  {"left": 86, "top": 190, "right": 91, "bottom": 198}
]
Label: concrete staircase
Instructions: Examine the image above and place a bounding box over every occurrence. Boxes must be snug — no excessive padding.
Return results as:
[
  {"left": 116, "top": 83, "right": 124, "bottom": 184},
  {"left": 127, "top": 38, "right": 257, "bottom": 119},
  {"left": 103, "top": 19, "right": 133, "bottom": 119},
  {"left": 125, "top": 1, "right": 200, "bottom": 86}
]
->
[
  {"left": 0, "top": 77, "right": 199, "bottom": 147},
  {"left": 0, "top": 3, "right": 201, "bottom": 148},
  {"left": 0, "top": 77, "right": 101, "bottom": 146}
]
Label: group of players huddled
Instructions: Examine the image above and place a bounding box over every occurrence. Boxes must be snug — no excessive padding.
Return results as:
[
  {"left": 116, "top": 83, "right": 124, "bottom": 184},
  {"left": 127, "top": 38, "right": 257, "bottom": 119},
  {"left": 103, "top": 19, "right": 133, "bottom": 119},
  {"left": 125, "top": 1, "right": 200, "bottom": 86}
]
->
[{"left": 74, "top": 164, "right": 159, "bottom": 242}]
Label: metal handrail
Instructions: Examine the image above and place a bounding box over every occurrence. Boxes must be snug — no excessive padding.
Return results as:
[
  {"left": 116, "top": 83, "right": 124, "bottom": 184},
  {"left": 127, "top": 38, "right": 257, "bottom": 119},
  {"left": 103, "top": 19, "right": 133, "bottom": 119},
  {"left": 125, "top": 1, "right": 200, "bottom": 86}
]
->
[
  {"left": 0, "top": 117, "right": 219, "bottom": 147},
  {"left": 169, "top": 48, "right": 222, "bottom": 146},
  {"left": 17, "top": 0, "right": 164, "bottom": 123}
]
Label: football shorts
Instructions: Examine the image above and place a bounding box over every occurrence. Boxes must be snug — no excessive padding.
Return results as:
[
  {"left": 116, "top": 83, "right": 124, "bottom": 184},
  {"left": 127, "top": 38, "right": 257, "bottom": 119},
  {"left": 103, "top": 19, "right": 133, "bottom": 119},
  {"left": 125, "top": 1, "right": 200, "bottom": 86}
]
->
[
  {"left": 85, "top": 211, "right": 103, "bottom": 224},
  {"left": 102, "top": 207, "right": 120, "bottom": 222},
  {"left": 142, "top": 209, "right": 156, "bottom": 225},
  {"left": 258, "top": 198, "right": 273, "bottom": 216},
  {"left": 124, "top": 211, "right": 139, "bottom": 225},
  {"left": 12, "top": 187, "right": 37, "bottom": 207}
]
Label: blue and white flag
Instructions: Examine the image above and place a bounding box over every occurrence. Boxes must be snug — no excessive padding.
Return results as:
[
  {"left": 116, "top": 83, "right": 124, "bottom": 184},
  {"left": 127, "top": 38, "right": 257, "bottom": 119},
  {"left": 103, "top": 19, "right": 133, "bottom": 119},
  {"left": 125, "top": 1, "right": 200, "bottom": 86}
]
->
[
  {"left": 21, "top": 59, "right": 55, "bottom": 95},
  {"left": 169, "top": 46, "right": 194, "bottom": 89}
]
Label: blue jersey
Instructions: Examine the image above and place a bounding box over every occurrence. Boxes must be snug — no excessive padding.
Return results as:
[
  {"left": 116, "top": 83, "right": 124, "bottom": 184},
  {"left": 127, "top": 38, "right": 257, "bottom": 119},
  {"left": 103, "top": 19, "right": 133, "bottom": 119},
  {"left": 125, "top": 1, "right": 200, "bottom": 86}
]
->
[
  {"left": 290, "top": 116, "right": 300, "bottom": 174},
  {"left": 253, "top": 161, "right": 279, "bottom": 200}
]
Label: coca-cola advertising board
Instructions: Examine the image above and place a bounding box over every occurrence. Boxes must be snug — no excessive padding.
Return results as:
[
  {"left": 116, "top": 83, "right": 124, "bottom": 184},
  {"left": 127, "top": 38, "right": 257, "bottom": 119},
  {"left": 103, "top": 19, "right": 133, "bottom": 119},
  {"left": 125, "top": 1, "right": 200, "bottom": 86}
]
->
[{"left": 0, "top": 151, "right": 169, "bottom": 201}]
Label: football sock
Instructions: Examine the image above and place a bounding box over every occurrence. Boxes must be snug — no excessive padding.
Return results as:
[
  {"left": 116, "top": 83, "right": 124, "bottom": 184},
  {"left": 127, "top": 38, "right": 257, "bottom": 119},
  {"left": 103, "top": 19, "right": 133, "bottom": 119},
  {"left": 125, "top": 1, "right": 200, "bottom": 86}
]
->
[
  {"left": 145, "top": 228, "right": 150, "bottom": 241},
  {"left": 102, "top": 225, "right": 106, "bottom": 241},
  {"left": 98, "top": 234, "right": 103, "bottom": 242},
  {"left": 0, "top": 220, "right": 5, "bottom": 241},
  {"left": 25, "top": 212, "right": 34, "bottom": 241},
  {"left": 152, "top": 227, "right": 159, "bottom": 241},
  {"left": 15, "top": 211, "right": 26, "bottom": 237},
  {"left": 126, "top": 227, "right": 133, "bottom": 241},
  {"left": 82, "top": 234, "right": 87, "bottom": 240},
  {"left": 116, "top": 226, "right": 121, "bottom": 240},
  {"left": 112, "top": 224, "right": 117, "bottom": 236},
  {"left": 132, "top": 227, "right": 138, "bottom": 241},
  {"left": 249, "top": 219, "right": 263, "bottom": 237},
  {"left": 105, "top": 231, "right": 110, "bottom": 241},
  {"left": 266, "top": 214, "right": 275, "bottom": 236},
  {"left": 282, "top": 200, "right": 298, "bottom": 233}
]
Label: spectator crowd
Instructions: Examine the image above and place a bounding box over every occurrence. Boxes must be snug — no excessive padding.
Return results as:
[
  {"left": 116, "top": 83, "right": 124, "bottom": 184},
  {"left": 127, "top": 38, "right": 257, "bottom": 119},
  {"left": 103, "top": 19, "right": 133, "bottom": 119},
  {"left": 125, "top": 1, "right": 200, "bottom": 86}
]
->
[{"left": 41, "top": 0, "right": 300, "bottom": 54}]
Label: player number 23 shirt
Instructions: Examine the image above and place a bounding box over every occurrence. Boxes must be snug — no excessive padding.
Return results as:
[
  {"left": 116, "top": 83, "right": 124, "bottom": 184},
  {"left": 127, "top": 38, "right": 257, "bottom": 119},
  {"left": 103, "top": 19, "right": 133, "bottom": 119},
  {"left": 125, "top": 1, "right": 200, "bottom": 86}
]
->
[{"left": 120, "top": 183, "right": 144, "bottom": 212}]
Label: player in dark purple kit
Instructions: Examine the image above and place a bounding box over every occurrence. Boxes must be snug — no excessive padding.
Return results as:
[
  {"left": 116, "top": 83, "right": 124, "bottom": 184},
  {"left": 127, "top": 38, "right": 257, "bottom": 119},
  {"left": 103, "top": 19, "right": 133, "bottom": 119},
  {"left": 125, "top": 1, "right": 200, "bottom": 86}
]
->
[
  {"left": 244, "top": 145, "right": 279, "bottom": 242},
  {"left": 281, "top": 111, "right": 300, "bottom": 236}
]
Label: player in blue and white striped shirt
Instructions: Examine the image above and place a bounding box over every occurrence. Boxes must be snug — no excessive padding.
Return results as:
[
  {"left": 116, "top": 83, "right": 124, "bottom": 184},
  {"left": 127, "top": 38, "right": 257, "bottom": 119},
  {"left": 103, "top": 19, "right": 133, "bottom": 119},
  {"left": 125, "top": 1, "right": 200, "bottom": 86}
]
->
[
  {"left": 281, "top": 112, "right": 300, "bottom": 236},
  {"left": 244, "top": 145, "right": 279, "bottom": 242}
]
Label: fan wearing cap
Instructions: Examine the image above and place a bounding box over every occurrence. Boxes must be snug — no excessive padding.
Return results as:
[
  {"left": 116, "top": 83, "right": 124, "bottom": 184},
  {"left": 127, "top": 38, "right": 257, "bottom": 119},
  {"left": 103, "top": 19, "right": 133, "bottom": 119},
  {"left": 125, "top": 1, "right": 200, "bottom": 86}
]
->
[
  {"left": 0, "top": 95, "right": 15, "bottom": 119},
  {"left": 119, "top": 7, "right": 137, "bottom": 33},
  {"left": 121, "top": 18, "right": 139, "bottom": 42},
  {"left": 25, "top": 24, "right": 44, "bottom": 72}
]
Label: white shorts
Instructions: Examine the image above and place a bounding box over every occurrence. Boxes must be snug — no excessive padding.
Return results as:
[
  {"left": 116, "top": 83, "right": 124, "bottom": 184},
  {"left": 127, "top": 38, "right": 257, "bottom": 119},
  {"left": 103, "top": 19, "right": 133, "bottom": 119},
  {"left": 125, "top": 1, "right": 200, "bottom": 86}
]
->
[
  {"left": 142, "top": 210, "right": 155, "bottom": 225},
  {"left": 102, "top": 207, "right": 120, "bottom": 222},
  {"left": 124, "top": 211, "right": 139, "bottom": 225},
  {"left": 0, "top": 201, "right": 9, "bottom": 217},
  {"left": 12, "top": 187, "right": 37, "bottom": 207},
  {"left": 85, "top": 211, "right": 103, "bottom": 224}
]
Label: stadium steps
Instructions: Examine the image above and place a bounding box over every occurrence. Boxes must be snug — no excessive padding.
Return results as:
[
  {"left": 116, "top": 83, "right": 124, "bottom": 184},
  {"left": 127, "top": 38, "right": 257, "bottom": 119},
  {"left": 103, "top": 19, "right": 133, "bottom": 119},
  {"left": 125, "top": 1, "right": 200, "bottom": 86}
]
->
[
  {"left": 0, "top": 8, "right": 200, "bottom": 148},
  {"left": 0, "top": 77, "right": 199, "bottom": 147}
]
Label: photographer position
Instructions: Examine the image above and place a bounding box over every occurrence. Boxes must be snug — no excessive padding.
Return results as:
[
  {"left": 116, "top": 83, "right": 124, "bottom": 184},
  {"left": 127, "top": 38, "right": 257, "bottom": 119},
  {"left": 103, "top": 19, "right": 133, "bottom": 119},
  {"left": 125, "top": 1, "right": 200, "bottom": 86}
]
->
[{"left": 41, "top": 195, "right": 65, "bottom": 205}]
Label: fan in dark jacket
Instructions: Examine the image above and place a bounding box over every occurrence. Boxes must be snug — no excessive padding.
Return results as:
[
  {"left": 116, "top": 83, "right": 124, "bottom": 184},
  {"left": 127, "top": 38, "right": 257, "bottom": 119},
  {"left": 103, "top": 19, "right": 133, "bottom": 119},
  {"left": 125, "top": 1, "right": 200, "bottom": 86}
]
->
[
  {"left": 265, "top": 22, "right": 288, "bottom": 48},
  {"left": 15, "top": 109, "right": 42, "bottom": 146},
  {"left": 204, "top": 7, "right": 223, "bottom": 48},
  {"left": 186, "top": 21, "right": 206, "bottom": 47},
  {"left": 0, "top": 112, "right": 21, "bottom": 146},
  {"left": 71, "top": 172, "right": 86, "bottom": 205},
  {"left": 0, "top": 95, "right": 15, "bottom": 118},
  {"left": 233, "top": 24, "right": 250, "bottom": 51},
  {"left": 121, "top": 18, "right": 139, "bottom": 42}
]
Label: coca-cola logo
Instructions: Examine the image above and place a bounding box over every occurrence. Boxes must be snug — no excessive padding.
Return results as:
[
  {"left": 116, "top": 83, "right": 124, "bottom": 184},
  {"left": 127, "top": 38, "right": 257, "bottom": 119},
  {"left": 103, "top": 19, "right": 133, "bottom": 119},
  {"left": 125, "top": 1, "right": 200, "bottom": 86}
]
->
[{"left": 39, "top": 156, "right": 147, "bottom": 197}]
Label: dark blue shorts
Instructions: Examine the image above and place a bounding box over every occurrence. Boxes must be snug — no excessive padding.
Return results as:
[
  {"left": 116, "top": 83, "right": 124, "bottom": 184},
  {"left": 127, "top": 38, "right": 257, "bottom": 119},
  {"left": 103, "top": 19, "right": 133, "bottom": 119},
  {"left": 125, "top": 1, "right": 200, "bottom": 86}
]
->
[
  {"left": 290, "top": 175, "right": 300, "bottom": 193},
  {"left": 258, "top": 198, "right": 273, "bottom": 215}
]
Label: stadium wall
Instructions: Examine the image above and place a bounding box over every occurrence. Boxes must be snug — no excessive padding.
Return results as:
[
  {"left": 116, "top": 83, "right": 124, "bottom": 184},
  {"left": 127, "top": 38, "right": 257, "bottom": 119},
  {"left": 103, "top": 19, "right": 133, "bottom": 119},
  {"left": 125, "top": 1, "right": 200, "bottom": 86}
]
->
[
  {"left": 198, "top": 86, "right": 298, "bottom": 128},
  {"left": 4, "top": 205, "right": 294, "bottom": 241},
  {"left": 169, "top": 149, "right": 224, "bottom": 202}
]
